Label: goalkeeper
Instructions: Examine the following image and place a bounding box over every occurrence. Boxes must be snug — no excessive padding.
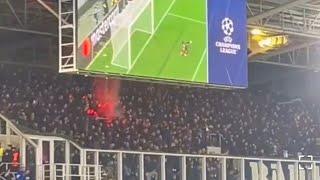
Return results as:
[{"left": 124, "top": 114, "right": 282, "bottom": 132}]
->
[{"left": 180, "top": 41, "right": 192, "bottom": 57}]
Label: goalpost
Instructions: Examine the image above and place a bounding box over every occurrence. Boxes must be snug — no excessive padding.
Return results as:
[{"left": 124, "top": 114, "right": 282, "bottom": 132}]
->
[{"left": 110, "top": 0, "right": 154, "bottom": 69}]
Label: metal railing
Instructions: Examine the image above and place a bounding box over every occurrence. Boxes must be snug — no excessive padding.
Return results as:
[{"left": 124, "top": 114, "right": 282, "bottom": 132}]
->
[
  {"left": 83, "top": 149, "right": 320, "bottom": 180},
  {"left": 39, "top": 164, "right": 102, "bottom": 180}
]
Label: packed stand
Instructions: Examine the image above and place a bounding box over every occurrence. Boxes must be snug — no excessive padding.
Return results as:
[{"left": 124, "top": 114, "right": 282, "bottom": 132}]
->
[
  {"left": 0, "top": 64, "right": 320, "bottom": 159},
  {"left": 0, "top": 142, "right": 31, "bottom": 179}
]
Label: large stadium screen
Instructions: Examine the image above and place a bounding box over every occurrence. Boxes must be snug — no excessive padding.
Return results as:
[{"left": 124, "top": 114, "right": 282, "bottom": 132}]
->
[{"left": 76, "top": 0, "right": 248, "bottom": 88}]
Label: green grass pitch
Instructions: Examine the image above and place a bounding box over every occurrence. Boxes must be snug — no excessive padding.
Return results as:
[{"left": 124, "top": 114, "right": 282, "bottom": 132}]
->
[{"left": 85, "top": 0, "right": 207, "bottom": 83}]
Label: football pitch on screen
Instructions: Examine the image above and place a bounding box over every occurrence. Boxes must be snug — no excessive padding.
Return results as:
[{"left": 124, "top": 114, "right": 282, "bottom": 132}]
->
[{"left": 85, "top": 0, "right": 207, "bottom": 83}]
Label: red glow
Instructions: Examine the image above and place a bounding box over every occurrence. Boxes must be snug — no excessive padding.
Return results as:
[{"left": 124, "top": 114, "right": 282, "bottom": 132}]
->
[
  {"left": 97, "top": 102, "right": 116, "bottom": 122},
  {"left": 82, "top": 38, "right": 91, "bottom": 58},
  {"left": 91, "top": 78, "right": 121, "bottom": 124},
  {"left": 86, "top": 108, "right": 98, "bottom": 118}
]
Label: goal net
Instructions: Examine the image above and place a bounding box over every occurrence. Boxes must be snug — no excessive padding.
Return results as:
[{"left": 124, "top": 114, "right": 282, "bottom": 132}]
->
[{"left": 110, "top": 0, "right": 154, "bottom": 69}]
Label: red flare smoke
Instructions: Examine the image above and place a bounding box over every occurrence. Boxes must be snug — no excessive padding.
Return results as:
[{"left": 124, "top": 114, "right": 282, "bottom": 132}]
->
[{"left": 91, "top": 78, "right": 120, "bottom": 123}]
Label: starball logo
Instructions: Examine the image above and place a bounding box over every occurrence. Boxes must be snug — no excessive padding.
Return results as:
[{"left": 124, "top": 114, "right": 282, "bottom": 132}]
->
[
  {"left": 215, "top": 17, "right": 241, "bottom": 55},
  {"left": 221, "top": 17, "right": 234, "bottom": 42}
]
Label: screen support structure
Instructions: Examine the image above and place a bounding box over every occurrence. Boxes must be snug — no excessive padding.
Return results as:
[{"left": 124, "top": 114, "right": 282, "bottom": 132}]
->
[{"left": 58, "top": 0, "right": 77, "bottom": 73}]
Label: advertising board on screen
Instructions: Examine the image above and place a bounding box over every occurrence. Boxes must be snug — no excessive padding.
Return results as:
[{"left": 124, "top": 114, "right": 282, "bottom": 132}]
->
[{"left": 76, "top": 0, "right": 247, "bottom": 88}]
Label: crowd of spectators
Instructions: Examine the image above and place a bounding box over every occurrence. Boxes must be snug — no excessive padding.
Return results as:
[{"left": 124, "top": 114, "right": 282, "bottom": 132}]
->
[
  {"left": 0, "top": 142, "right": 29, "bottom": 179},
  {"left": 1, "top": 64, "right": 320, "bottom": 161}
]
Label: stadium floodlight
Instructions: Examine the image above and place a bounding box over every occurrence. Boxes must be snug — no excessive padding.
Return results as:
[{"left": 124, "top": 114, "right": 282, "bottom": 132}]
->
[
  {"left": 258, "top": 35, "right": 288, "bottom": 48},
  {"left": 250, "top": 29, "right": 267, "bottom": 41},
  {"left": 110, "top": 0, "right": 155, "bottom": 69},
  {"left": 250, "top": 29, "right": 264, "bottom": 36}
]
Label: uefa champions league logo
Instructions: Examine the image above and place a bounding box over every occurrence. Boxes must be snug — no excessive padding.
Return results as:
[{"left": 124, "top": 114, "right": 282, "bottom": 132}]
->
[
  {"left": 215, "top": 17, "right": 241, "bottom": 55},
  {"left": 221, "top": 18, "right": 234, "bottom": 43}
]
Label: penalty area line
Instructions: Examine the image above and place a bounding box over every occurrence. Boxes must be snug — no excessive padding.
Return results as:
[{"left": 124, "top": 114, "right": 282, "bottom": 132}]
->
[
  {"left": 191, "top": 49, "right": 207, "bottom": 81},
  {"left": 168, "top": 13, "right": 206, "bottom": 25}
]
